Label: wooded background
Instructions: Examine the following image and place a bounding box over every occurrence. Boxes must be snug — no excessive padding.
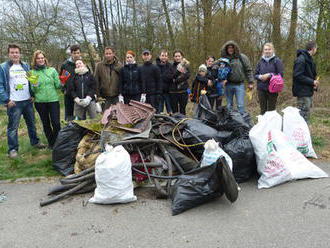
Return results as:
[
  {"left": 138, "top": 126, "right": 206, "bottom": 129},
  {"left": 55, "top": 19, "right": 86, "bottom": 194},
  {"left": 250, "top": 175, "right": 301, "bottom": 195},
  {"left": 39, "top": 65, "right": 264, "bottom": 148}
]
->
[{"left": 0, "top": 0, "right": 329, "bottom": 75}]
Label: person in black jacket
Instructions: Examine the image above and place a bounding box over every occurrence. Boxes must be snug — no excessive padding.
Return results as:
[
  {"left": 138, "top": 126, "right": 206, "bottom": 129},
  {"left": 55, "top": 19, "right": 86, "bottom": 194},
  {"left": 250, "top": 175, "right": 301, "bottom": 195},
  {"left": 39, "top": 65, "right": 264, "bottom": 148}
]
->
[
  {"left": 139, "top": 50, "right": 161, "bottom": 113},
  {"left": 205, "top": 55, "right": 220, "bottom": 109},
  {"left": 156, "top": 50, "right": 173, "bottom": 114},
  {"left": 118, "top": 50, "right": 142, "bottom": 104},
  {"left": 60, "top": 44, "right": 81, "bottom": 121},
  {"left": 68, "top": 59, "right": 97, "bottom": 120},
  {"left": 169, "top": 50, "right": 191, "bottom": 115},
  {"left": 292, "top": 41, "right": 319, "bottom": 122}
]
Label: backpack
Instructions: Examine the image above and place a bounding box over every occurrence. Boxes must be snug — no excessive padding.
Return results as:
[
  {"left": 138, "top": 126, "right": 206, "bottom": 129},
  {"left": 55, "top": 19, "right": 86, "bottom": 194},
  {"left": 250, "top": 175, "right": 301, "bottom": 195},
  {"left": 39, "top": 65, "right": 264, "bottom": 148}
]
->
[{"left": 268, "top": 59, "right": 284, "bottom": 93}]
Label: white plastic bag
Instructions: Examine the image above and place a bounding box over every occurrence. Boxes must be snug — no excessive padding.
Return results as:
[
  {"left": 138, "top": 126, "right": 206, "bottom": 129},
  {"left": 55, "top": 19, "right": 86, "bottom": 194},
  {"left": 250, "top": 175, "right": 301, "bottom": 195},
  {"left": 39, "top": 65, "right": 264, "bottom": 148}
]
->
[
  {"left": 201, "top": 139, "right": 233, "bottom": 171},
  {"left": 89, "top": 145, "right": 137, "bottom": 204},
  {"left": 257, "top": 129, "right": 327, "bottom": 189},
  {"left": 249, "top": 110, "right": 282, "bottom": 171},
  {"left": 282, "top": 106, "right": 317, "bottom": 158}
]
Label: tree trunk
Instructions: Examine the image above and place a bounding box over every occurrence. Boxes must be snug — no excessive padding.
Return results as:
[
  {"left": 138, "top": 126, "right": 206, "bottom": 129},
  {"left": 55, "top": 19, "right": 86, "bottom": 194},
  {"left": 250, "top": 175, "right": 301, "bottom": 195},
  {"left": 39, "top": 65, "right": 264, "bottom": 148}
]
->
[
  {"left": 284, "top": 0, "right": 297, "bottom": 63},
  {"left": 74, "top": 0, "right": 95, "bottom": 71},
  {"left": 162, "top": 0, "right": 175, "bottom": 50},
  {"left": 201, "top": 0, "right": 213, "bottom": 57},
  {"left": 272, "top": 0, "right": 282, "bottom": 55}
]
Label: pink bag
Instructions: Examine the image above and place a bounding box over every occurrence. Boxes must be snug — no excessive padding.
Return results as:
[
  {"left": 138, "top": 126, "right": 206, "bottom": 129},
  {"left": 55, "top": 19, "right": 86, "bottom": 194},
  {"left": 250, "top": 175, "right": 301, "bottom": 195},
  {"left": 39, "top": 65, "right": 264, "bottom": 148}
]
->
[{"left": 268, "top": 74, "right": 284, "bottom": 93}]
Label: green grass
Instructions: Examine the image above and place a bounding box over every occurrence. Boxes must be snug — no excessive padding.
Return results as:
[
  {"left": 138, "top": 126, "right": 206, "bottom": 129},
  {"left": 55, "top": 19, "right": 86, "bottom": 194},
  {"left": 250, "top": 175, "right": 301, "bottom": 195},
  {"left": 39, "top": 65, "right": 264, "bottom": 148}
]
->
[{"left": 0, "top": 96, "right": 64, "bottom": 180}]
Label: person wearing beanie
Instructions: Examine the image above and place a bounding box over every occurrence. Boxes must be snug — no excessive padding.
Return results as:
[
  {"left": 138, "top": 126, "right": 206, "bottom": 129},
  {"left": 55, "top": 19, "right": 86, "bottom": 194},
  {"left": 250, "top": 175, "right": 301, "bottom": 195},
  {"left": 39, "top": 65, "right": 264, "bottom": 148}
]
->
[
  {"left": 191, "top": 64, "right": 210, "bottom": 117},
  {"left": 118, "top": 50, "right": 142, "bottom": 104}
]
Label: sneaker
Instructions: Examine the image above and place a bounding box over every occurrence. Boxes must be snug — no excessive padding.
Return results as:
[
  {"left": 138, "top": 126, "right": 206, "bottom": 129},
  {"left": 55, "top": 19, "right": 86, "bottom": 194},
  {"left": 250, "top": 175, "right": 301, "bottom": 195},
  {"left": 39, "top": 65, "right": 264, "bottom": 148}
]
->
[
  {"left": 33, "top": 143, "right": 47, "bottom": 149},
  {"left": 9, "top": 150, "right": 18, "bottom": 159}
]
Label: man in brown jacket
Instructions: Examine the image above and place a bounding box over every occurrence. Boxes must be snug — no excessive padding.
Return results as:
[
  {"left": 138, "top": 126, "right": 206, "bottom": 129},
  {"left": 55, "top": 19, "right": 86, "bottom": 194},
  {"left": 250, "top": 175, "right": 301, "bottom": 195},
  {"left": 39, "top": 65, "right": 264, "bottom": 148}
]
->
[{"left": 94, "top": 47, "right": 122, "bottom": 110}]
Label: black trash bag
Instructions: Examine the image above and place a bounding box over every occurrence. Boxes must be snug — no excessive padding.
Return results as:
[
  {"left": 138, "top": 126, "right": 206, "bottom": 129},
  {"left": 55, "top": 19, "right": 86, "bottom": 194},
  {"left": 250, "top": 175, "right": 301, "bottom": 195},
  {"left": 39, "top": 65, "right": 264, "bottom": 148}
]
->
[
  {"left": 166, "top": 146, "right": 199, "bottom": 172},
  {"left": 52, "top": 122, "right": 88, "bottom": 175},
  {"left": 215, "top": 108, "right": 251, "bottom": 132},
  {"left": 182, "top": 119, "right": 232, "bottom": 159},
  {"left": 171, "top": 157, "right": 238, "bottom": 215},
  {"left": 223, "top": 135, "right": 257, "bottom": 183},
  {"left": 195, "top": 95, "right": 217, "bottom": 123}
]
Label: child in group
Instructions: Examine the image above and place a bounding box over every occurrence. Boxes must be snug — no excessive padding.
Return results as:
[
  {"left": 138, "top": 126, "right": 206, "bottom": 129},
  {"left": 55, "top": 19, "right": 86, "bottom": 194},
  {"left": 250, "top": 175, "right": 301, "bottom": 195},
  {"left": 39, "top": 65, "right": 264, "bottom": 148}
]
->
[
  {"left": 215, "top": 57, "right": 231, "bottom": 106},
  {"left": 191, "top": 64, "right": 210, "bottom": 117}
]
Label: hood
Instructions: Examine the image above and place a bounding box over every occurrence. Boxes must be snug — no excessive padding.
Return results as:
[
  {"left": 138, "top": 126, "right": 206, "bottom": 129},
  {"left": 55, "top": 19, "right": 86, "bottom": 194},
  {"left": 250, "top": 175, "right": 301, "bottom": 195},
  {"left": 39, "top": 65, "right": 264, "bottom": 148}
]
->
[
  {"left": 220, "top": 40, "right": 241, "bottom": 58},
  {"left": 296, "top": 49, "right": 313, "bottom": 63}
]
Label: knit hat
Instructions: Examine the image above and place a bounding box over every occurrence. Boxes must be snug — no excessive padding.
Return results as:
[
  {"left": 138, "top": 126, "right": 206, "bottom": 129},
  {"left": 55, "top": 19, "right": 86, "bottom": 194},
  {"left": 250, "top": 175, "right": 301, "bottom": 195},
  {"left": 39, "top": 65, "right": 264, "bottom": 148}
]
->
[
  {"left": 126, "top": 50, "right": 136, "bottom": 57},
  {"left": 198, "top": 64, "right": 207, "bottom": 72}
]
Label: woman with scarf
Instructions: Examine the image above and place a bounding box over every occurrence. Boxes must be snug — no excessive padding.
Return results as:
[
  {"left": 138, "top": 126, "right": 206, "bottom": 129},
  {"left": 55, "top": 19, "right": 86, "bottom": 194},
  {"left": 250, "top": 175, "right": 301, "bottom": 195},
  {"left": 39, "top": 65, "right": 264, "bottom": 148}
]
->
[
  {"left": 255, "top": 43, "right": 284, "bottom": 114},
  {"left": 30, "top": 50, "right": 61, "bottom": 148},
  {"left": 68, "top": 59, "right": 97, "bottom": 120},
  {"left": 118, "top": 50, "right": 142, "bottom": 104}
]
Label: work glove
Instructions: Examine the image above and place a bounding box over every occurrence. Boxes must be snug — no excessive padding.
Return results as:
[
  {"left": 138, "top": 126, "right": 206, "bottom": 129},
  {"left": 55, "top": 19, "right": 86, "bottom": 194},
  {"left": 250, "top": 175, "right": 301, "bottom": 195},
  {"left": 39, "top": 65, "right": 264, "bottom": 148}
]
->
[
  {"left": 118, "top": 94, "right": 124, "bottom": 103},
  {"left": 74, "top": 97, "right": 81, "bottom": 105},
  {"left": 80, "top": 96, "right": 92, "bottom": 107},
  {"left": 140, "top": 93, "right": 146, "bottom": 103}
]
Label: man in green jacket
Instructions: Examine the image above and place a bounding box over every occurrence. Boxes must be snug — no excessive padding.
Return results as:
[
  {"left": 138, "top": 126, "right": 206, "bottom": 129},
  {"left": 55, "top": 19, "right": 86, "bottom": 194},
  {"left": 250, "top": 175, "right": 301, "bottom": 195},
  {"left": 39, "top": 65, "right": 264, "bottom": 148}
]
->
[
  {"left": 220, "top": 40, "right": 254, "bottom": 114},
  {"left": 94, "top": 47, "right": 122, "bottom": 110}
]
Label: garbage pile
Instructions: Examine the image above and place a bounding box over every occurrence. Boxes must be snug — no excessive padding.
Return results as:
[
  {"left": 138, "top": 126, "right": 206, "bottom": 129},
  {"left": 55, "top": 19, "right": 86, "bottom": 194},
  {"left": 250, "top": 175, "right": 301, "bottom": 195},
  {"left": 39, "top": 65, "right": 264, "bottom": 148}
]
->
[{"left": 42, "top": 97, "right": 327, "bottom": 214}]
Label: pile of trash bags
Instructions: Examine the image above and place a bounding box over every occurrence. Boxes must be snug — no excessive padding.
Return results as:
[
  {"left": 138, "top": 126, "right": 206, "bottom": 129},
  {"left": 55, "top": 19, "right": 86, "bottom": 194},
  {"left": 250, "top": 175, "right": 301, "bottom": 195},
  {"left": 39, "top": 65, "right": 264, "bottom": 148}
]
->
[{"left": 45, "top": 98, "right": 327, "bottom": 215}]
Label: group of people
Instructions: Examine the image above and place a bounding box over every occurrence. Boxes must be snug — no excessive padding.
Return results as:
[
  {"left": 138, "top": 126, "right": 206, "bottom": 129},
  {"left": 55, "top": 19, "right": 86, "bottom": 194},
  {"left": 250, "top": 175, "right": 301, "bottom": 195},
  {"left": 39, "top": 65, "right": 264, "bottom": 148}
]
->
[{"left": 0, "top": 40, "right": 319, "bottom": 158}]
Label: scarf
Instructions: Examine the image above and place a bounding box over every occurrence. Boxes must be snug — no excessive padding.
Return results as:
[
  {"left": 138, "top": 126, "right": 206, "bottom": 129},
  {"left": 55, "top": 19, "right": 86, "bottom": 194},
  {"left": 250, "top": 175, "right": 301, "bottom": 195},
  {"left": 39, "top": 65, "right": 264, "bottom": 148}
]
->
[
  {"left": 262, "top": 54, "right": 275, "bottom": 63},
  {"left": 34, "top": 64, "right": 46, "bottom": 70},
  {"left": 75, "top": 66, "right": 89, "bottom": 75}
]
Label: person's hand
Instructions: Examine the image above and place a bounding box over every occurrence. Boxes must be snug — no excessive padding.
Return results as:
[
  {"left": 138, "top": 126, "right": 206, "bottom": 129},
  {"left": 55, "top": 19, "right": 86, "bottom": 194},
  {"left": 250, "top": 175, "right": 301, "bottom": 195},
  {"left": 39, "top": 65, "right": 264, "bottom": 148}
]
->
[
  {"left": 74, "top": 97, "right": 81, "bottom": 105},
  {"left": 118, "top": 94, "right": 124, "bottom": 103},
  {"left": 247, "top": 83, "right": 254, "bottom": 89},
  {"left": 223, "top": 80, "right": 227, "bottom": 86},
  {"left": 85, "top": 96, "right": 92, "bottom": 105},
  {"left": 207, "top": 80, "right": 213, "bottom": 87},
  {"left": 140, "top": 93, "right": 146, "bottom": 103},
  {"left": 7, "top": 100, "right": 16, "bottom": 108},
  {"left": 313, "top": 80, "right": 319, "bottom": 88}
]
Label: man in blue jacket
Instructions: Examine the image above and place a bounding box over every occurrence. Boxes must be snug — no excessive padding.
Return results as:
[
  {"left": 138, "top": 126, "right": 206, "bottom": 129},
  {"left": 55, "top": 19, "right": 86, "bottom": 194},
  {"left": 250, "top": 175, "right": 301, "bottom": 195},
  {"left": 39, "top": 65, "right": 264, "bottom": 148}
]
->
[
  {"left": 292, "top": 41, "right": 319, "bottom": 122},
  {"left": 0, "top": 44, "right": 45, "bottom": 158}
]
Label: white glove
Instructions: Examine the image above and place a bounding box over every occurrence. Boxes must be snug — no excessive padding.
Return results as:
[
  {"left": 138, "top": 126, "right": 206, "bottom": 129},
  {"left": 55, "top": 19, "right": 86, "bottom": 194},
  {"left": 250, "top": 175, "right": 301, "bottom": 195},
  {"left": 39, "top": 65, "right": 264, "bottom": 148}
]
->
[
  {"left": 74, "top": 97, "right": 81, "bottom": 105},
  {"left": 85, "top": 96, "right": 92, "bottom": 105},
  {"left": 118, "top": 94, "right": 124, "bottom": 103},
  {"left": 140, "top": 93, "right": 146, "bottom": 103}
]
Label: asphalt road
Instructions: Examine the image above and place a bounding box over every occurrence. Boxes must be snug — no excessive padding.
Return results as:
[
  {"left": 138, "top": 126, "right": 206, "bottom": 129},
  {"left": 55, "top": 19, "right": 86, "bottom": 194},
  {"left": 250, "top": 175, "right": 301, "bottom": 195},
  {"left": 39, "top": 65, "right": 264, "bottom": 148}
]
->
[{"left": 1, "top": 161, "right": 330, "bottom": 248}]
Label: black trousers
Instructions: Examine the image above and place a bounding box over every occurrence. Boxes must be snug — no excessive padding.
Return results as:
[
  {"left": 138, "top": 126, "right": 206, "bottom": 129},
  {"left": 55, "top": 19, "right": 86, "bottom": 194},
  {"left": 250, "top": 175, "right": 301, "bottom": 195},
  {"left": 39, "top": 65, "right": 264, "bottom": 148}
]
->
[
  {"left": 170, "top": 92, "right": 188, "bottom": 115},
  {"left": 64, "top": 93, "right": 74, "bottom": 121},
  {"left": 123, "top": 94, "right": 141, "bottom": 104},
  {"left": 146, "top": 94, "right": 161, "bottom": 113},
  {"left": 257, "top": 90, "right": 278, "bottom": 115},
  {"left": 35, "top": 101, "right": 61, "bottom": 147}
]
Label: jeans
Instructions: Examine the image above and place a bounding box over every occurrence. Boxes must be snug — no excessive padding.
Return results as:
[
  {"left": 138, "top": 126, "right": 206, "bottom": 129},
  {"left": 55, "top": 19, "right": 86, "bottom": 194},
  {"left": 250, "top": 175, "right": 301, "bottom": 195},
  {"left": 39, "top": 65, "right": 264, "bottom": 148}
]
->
[
  {"left": 35, "top": 101, "right": 61, "bottom": 147},
  {"left": 257, "top": 90, "right": 278, "bottom": 115},
  {"left": 170, "top": 92, "right": 188, "bottom": 115},
  {"left": 64, "top": 93, "right": 74, "bottom": 121},
  {"left": 297, "top": 97, "right": 312, "bottom": 123},
  {"left": 158, "top": 93, "right": 173, "bottom": 114},
  {"left": 225, "top": 83, "right": 245, "bottom": 114},
  {"left": 7, "top": 99, "right": 39, "bottom": 152}
]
